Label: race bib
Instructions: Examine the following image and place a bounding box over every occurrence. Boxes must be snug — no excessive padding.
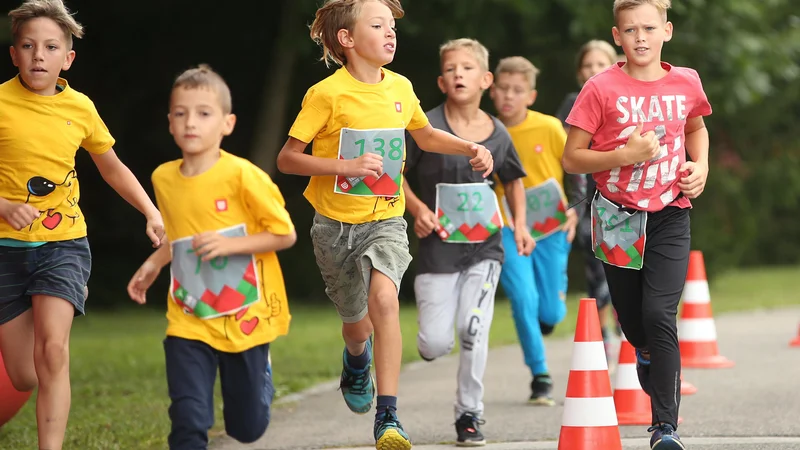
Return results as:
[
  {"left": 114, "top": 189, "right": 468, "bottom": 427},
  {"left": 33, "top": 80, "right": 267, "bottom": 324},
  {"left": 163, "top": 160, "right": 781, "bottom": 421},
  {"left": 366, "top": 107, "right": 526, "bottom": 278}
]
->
[
  {"left": 435, "top": 183, "right": 503, "bottom": 244},
  {"left": 502, "top": 178, "right": 567, "bottom": 241},
  {"left": 335, "top": 128, "right": 405, "bottom": 197},
  {"left": 170, "top": 224, "right": 260, "bottom": 319},
  {"left": 591, "top": 192, "right": 647, "bottom": 270}
]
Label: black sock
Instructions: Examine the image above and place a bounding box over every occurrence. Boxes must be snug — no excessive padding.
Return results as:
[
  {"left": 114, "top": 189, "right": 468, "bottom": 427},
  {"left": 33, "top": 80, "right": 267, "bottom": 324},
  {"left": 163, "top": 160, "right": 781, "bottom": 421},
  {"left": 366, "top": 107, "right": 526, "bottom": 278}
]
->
[
  {"left": 345, "top": 345, "right": 370, "bottom": 371},
  {"left": 375, "top": 395, "right": 397, "bottom": 417}
]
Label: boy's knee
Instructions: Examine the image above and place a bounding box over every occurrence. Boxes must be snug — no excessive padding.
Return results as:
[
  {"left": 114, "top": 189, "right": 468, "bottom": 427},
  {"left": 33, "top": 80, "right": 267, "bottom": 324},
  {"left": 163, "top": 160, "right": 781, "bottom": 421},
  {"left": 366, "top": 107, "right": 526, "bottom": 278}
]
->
[
  {"left": 417, "top": 332, "right": 454, "bottom": 360},
  {"left": 342, "top": 318, "right": 373, "bottom": 344},
  {"left": 34, "top": 338, "right": 69, "bottom": 376},
  {"left": 368, "top": 288, "right": 399, "bottom": 319},
  {"left": 8, "top": 370, "right": 37, "bottom": 392}
]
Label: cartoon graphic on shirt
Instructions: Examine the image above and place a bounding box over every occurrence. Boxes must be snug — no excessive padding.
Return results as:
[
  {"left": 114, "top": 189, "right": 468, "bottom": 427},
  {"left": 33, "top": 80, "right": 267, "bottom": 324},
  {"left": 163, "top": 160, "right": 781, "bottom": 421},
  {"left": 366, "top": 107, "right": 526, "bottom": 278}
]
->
[
  {"left": 24, "top": 170, "right": 79, "bottom": 231},
  {"left": 229, "top": 263, "right": 284, "bottom": 337}
]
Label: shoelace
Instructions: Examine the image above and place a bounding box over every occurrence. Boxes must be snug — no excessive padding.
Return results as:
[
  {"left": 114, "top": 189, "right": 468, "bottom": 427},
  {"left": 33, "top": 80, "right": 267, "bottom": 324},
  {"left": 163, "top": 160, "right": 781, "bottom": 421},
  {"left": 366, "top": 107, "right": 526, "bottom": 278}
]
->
[
  {"left": 647, "top": 424, "right": 675, "bottom": 435},
  {"left": 376, "top": 408, "right": 401, "bottom": 430},
  {"left": 456, "top": 414, "right": 486, "bottom": 432},
  {"left": 341, "top": 368, "right": 371, "bottom": 395}
]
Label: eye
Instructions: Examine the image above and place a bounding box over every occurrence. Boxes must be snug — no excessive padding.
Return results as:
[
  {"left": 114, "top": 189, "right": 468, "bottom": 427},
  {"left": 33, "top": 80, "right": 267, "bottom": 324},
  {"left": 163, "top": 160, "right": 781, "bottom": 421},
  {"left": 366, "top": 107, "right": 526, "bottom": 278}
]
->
[
  {"left": 173, "top": 111, "right": 185, "bottom": 117},
  {"left": 646, "top": 26, "right": 656, "bottom": 31},
  {"left": 47, "top": 45, "right": 58, "bottom": 50},
  {"left": 22, "top": 43, "right": 32, "bottom": 49}
]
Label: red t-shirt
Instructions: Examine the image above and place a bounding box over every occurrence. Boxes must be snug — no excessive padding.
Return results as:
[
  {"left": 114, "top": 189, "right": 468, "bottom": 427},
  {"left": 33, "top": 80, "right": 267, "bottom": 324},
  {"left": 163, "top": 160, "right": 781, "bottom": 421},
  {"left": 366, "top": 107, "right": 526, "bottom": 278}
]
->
[{"left": 566, "top": 62, "right": 712, "bottom": 211}]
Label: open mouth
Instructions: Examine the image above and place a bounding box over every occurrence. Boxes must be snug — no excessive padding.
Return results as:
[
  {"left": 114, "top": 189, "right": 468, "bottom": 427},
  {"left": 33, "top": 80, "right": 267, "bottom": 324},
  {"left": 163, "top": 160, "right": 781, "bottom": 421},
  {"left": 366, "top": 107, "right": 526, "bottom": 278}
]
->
[
  {"left": 31, "top": 67, "right": 47, "bottom": 74},
  {"left": 455, "top": 83, "right": 467, "bottom": 91},
  {"left": 634, "top": 46, "right": 649, "bottom": 54},
  {"left": 384, "top": 43, "right": 395, "bottom": 52}
]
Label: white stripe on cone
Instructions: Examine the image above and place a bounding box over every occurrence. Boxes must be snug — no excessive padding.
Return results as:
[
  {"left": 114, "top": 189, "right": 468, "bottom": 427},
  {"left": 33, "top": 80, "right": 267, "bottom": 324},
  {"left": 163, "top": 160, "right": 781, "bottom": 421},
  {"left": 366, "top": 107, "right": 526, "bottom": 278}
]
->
[
  {"left": 614, "top": 363, "right": 641, "bottom": 390},
  {"left": 678, "top": 318, "right": 718, "bottom": 342},
  {"left": 562, "top": 397, "right": 619, "bottom": 427},
  {"left": 570, "top": 342, "right": 609, "bottom": 371},
  {"left": 682, "top": 280, "right": 710, "bottom": 304}
]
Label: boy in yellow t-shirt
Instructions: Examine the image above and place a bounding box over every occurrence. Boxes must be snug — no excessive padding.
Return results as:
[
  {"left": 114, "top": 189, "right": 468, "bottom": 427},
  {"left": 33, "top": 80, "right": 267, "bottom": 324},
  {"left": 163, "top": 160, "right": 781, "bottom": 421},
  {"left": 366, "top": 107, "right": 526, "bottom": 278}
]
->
[
  {"left": 127, "top": 65, "right": 296, "bottom": 449},
  {"left": 276, "top": 1, "right": 492, "bottom": 448},
  {"left": 489, "top": 56, "right": 581, "bottom": 406},
  {"left": 0, "top": 2, "right": 164, "bottom": 448}
]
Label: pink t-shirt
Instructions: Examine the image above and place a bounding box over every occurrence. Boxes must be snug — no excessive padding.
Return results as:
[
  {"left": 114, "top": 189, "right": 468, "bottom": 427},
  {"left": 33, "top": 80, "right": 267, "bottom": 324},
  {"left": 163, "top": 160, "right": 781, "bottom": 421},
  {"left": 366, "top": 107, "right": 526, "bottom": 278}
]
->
[{"left": 566, "top": 62, "right": 712, "bottom": 212}]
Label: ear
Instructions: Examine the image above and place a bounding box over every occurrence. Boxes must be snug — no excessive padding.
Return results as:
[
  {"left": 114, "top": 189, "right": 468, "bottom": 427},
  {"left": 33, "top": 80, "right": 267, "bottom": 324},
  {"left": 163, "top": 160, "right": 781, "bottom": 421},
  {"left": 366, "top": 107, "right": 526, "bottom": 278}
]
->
[
  {"left": 612, "top": 27, "right": 622, "bottom": 46},
  {"left": 664, "top": 21, "right": 674, "bottom": 42},
  {"left": 9, "top": 46, "right": 18, "bottom": 68},
  {"left": 337, "top": 28, "right": 354, "bottom": 50},
  {"left": 62, "top": 49, "right": 76, "bottom": 71},
  {"left": 479, "top": 71, "right": 494, "bottom": 90},
  {"left": 527, "top": 89, "right": 538, "bottom": 107},
  {"left": 437, "top": 75, "right": 446, "bottom": 94},
  {"left": 223, "top": 113, "right": 237, "bottom": 136}
]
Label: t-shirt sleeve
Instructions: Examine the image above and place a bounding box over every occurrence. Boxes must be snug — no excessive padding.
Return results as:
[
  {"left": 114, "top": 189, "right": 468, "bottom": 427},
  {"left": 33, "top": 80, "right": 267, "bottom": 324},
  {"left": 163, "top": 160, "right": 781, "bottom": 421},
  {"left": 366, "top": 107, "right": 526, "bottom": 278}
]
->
[
  {"left": 565, "top": 81, "right": 603, "bottom": 134},
  {"left": 494, "top": 127, "right": 527, "bottom": 183},
  {"left": 688, "top": 70, "right": 713, "bottom": 118},
  {"left": 240, "top": 163, "right": 295, "bottom": 236},
  {"left": 287, "top": 87, "right": 331, "bottom": 144},
  {"left": 81, "top": 100, "right": 115, "bottom": 154}
]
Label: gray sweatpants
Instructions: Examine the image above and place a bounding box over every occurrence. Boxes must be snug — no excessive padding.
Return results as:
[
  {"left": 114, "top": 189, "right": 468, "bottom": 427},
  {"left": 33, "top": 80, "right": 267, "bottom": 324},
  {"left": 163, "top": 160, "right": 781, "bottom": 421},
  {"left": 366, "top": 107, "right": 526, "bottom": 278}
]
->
[{"left": 414, "top": 259, "right": 501, "bottom": 419}]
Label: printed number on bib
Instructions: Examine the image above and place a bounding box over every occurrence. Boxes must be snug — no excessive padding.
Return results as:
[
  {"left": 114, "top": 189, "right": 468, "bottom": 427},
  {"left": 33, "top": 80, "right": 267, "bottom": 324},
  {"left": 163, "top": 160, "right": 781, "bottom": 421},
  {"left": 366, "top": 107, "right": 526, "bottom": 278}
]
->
[
  {"left": 335, "top": 128, "right": 405, "bottom": 197},
  {"left": 591, "top": 192, "right": 647, "bottom": 270},
  {"left": 502, "top": 178, "right": 567, "bottom": 242},
  {"left": 435, "top": 183, "right": 503, "bottom": 244},
  {"left": 170, "top": 224, "right": 260, "bottom": 319}
]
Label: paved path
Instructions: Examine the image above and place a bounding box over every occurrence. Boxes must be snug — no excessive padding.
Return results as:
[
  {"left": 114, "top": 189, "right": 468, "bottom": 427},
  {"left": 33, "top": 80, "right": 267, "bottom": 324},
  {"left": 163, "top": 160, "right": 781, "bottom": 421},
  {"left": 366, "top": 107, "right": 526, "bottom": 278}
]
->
[{"left": 213, "top": 307, "right": 800, "bottom": 450}]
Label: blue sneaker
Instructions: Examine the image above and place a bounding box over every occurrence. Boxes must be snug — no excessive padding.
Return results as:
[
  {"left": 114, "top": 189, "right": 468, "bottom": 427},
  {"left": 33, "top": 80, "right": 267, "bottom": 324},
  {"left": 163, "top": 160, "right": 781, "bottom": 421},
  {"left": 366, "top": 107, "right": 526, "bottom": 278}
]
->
[
  {"left": 648, "top": 423, "right": 685, "bottom": 449},
  {"left": 635, "top": 349, "right": 652, "bottom": 395},
  {"left": 339, "top": 340, "right": 375, "bottom": 414},
  {"left": 374, "top": 408, "right": 412, "bottom": 450}
]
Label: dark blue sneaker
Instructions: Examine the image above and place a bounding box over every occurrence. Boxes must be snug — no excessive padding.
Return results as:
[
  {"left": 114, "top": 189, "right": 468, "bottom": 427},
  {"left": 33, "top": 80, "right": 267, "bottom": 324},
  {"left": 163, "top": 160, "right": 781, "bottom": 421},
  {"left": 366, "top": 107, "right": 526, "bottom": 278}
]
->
[
  {"left": 339, "top": 340, "right": 375, "bottom": 414},
  {"left": 636, "top": 349, "right": 652, "bottom": 395},
  {"left": 648, "top": 423, "right": 685, "bottom": 449},
  {"left": 374, "top": 407, "right": 412, "bottom": 450}
]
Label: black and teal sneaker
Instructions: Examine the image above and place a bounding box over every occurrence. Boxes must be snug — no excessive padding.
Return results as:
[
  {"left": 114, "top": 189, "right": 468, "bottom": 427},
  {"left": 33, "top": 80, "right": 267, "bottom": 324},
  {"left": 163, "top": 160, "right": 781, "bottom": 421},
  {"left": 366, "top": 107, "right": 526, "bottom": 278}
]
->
[
  {"left": 529, "top": 374, "right": 556, "bottom": 406},
  {"left": 648, "top": 423, "right": 686, "bottom": 449},
  {"left": 374, "top": 407, "right": 412, "bottom": 450},
  {"left": 455, "top": 412, "right": 486, "bottom": 447},
  {"left": 339, "top": 339, "right": 375, "bottom": 414}
]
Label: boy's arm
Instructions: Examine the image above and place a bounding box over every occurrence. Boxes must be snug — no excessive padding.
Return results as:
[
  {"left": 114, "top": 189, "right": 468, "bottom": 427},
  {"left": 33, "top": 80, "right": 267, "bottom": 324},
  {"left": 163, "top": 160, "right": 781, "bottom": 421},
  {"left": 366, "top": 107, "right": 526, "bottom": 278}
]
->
[
  {"left": 402, "top": 177, "right": 438, "bottom": 239},
  {"left": 408, "top": 124, "right": 494, "bottom": 178},
  {"left": 192, "top": 229, "right": 297, "bottom": 262},
  {"left": 128, "top": 241, "right": 171, "bottom": 304},
  {"left": 90, "top": 149, "right": 165, "bottom": 246},
  {"left": 562, "top": 122, "right": 659, "bottom": 174},
  {"left": 503, "top": 179, "right": 536, "bottom": 256},
  {"left": 678, "top": 116, "right": 710, "bottom": 199},
  {"left": 276, "top": 136, "right": 384, "bottom": 179}
]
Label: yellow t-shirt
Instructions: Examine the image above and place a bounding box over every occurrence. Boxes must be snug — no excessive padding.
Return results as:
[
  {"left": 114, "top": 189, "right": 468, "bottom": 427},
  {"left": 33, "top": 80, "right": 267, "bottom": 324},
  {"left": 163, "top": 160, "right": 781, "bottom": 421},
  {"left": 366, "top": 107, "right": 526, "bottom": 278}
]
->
[
  {"left": 152, "top": 151, "right": 294, "bottom": 353},
  {"left": 0, "top": 76, "right": 115, "bottom": 241},
  {"left": 494, "top": 110, "right": 568, "bottom": 225},
  {"left": 288, "top": 67, "right": 429, "bottom": 224}
]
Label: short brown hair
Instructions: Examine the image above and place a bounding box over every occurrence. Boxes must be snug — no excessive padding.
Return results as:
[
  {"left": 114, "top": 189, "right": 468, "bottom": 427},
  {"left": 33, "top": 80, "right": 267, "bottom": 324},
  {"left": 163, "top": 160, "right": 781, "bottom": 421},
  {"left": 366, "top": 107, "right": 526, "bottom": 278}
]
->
[
  {"left": 8, "top": 0, "right": 83, "bottom": 49},
  {"left": 309, "top": 0, "right": 404, "bottom": 67},
  {"left": 494, "top": 56, "right": 540, "bottom": 90},
  {"left": 172, "top": 65, "right": 233, "bottom": 114},
  {"left": 439, "top": 38, "right": 490, "bottom": 72},
  {"left": 613, "top": 0, "right": 671, "bottom": 23}
]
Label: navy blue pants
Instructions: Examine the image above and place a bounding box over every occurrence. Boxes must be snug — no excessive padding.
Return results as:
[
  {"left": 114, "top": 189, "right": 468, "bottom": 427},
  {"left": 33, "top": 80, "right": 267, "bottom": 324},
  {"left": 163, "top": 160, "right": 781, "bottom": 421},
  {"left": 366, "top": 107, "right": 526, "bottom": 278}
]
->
[{"left": 164, "top": 337, "right": 274, "bottom": 450}]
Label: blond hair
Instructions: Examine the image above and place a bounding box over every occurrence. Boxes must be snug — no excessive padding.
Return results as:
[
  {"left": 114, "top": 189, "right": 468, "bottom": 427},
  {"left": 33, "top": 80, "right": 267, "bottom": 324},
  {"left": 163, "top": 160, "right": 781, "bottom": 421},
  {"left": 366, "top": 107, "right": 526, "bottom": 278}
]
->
[
  {"left": 8, "top": 0, "right": 83, "bottom": 49},
  {"left": 438, "top": 38, "right": 490, "bottom": 72},
  {"left": 309, "top": 0, "right": 404, "bottom": 68},
  {"left": 575, "top": 40, "right": 617, "bottom": 72},
  {"left": 172, "top": 65, "right": 233, "bottom": 114},
  {"left": 613, "top": 0, "right": 671, "bottom": 23},
  {"left": 494, "top": 56, "right": 540, "bottom": 90}
]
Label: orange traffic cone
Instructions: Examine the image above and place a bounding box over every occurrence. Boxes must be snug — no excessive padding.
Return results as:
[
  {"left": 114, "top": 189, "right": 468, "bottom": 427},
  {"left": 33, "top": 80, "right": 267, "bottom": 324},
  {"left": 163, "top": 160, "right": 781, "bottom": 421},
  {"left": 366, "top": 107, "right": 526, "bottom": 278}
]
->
[
  {"left": 613, "top": 334, "right": 683, "bottom": 426},
  {"left": 678, "top": 251, "right": 735, "bottom": 369},
  {"left": 681, "top": 374, "right": 697, "bottom": 395},
  {"left": 790, "top": 323, "right": 800, "bottom": 347},
  {"left": 558, "top": 298, "right": 622, "bottom": 450}
]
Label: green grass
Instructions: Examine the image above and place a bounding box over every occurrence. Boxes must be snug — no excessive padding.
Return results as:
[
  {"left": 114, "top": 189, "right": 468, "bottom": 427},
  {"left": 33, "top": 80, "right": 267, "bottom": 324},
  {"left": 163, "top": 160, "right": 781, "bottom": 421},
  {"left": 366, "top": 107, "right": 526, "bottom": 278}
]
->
[{"left": 0, "top": 266, "right": 798, "bottom": 449}]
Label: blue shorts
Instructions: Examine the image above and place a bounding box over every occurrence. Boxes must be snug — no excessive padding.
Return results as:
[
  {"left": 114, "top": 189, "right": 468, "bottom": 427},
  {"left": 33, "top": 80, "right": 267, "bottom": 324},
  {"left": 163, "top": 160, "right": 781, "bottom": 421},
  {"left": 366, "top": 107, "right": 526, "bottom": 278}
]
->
[{"left": 0, "top": 238, "right": 91, "bottom": 325}]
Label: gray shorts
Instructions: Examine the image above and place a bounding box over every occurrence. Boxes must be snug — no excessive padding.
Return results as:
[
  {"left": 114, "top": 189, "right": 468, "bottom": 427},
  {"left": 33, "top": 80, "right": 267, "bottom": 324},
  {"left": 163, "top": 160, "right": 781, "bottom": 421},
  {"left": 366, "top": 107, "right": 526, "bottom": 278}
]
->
[{"left": 310, "top": 213, "right": 412, "bottom": 323}]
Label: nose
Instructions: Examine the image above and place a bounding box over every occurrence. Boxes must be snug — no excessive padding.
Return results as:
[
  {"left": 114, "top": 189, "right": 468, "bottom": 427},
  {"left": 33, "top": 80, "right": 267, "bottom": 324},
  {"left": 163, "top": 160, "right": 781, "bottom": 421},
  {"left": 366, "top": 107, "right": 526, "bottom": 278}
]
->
[
  {"left": 385, "top": 26, "right": 395, "bottom": 39},
  {"left": 33, "top": 46, "right": 44, "bottom": 61}
]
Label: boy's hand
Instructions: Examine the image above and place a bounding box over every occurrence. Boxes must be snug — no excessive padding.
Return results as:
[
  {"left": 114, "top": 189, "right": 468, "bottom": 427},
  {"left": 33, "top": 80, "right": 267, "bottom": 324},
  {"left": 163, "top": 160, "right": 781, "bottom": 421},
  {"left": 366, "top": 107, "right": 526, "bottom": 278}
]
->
[
  {"left": 678, "top": 161, "right": 709, "bottom": 199},
  {"left": 0, "top": 202, "right": 40, "bottom": 230},
  {"left": 146, "top": 212, "right": 166, "bottom": 248},
  {"left": 127, "top": 261, "right": 160, "bottom": 305},
  {"left": 192, "top": 232, "right": 235, "bottom": 261},
  {"left": 514, "top": 226, "right": 536, "bottom": 256},
  {"left": 469, "top": 143, "right": 494, "bottom": 178},
  {"left": 342, "top": 153, "right": 384, "bottom": 179},
  {"left": 563, "top": 208, "right": 578, "bottom": 243},
  {"left": 412, "top": 205, "right": 439, "bottom": 239},
  {"left": 623, "top": 122, "right": 660, "bottom": 165}
]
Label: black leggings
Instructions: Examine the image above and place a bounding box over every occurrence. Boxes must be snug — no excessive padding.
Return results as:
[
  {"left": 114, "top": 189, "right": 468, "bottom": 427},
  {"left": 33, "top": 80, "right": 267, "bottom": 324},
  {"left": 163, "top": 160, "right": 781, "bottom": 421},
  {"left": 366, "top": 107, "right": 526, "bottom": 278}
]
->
[{"left": 603, "top": 206, "right": 690, "bottom": 429}]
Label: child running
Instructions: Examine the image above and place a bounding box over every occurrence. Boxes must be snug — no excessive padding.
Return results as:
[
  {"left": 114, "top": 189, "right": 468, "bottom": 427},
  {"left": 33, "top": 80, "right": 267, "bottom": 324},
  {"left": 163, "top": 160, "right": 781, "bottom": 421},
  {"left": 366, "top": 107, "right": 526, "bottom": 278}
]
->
[
  {"left": 403, "top": 38, "right": 534, "bottom": 447},
  {"left": 0, "top": 1, "right": 164, "bottom": 449},
  {"left": 127, "top": 65, "right": 296, "bottom": 449},
  {"left": 276, "top": 1, "right": 493, "bottom": 449},
  {"left": 563, "top": 1, "right": 712, "bottom": 448},
  {"left": 489, "top": 56, "right": 580, "bottom": 406}
]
